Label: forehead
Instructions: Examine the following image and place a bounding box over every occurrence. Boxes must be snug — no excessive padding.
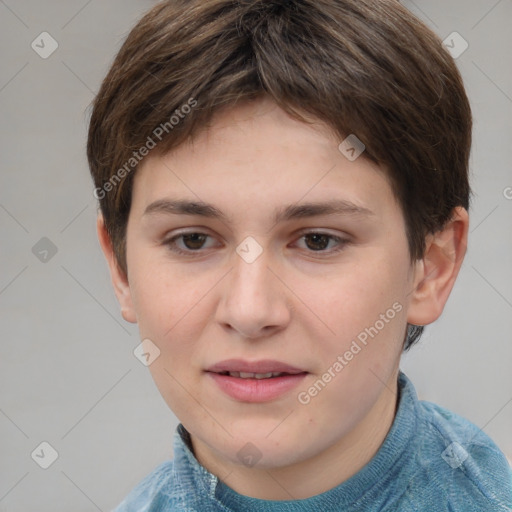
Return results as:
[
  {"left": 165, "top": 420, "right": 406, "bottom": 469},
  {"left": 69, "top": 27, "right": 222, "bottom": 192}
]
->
[{"left": 130, "top": 99, "right": 400, "bottom": 227}]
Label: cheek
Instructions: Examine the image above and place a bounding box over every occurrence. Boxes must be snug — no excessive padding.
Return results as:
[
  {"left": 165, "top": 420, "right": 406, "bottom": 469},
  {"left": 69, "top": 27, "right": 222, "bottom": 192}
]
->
[
  {"left": 294, "top": 263, "right": 407, "bottom": 430},
  {"left": 129, "top": 263, "right": 210, "bottom": 412},
  {"left": 305, "top": 257, "right": 407, "bottom": 340},
  {"left": 298, "top": 260, "right": 409, "bottom": 410},
  {"left": 129, "top": 253, "right": 203, "bottom": 336}
]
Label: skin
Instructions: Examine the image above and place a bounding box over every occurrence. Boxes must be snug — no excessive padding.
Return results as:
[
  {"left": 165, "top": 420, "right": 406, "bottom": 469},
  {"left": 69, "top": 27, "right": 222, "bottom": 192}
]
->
[{"left": 98, "top": 97, "right": 468, "bottom": 500}]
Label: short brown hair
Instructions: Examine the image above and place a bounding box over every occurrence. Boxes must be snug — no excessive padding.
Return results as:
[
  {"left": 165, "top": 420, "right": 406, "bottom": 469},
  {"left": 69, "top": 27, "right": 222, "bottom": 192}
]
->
[{"left": 87, "top": 0, "right": 472, "bottom": 350}]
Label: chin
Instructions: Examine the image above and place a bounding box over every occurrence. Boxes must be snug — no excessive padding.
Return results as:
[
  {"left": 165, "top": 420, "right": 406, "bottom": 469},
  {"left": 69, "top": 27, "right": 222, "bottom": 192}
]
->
[{"left": 222, "top": 426, "right": 310, "bottom": 469}]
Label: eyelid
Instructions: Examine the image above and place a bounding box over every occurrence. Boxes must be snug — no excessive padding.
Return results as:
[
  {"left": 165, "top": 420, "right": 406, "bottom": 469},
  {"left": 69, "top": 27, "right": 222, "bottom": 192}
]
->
[{"left": 293, "top": 226, "right": 350, "bottom": 238}]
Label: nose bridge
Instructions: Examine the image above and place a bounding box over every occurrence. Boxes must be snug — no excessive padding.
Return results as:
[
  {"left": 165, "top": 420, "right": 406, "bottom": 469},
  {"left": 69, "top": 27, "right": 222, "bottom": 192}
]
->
[
  {"left": 216, "top": 239, "right": 290, "bottom": 337},
  {"left": 232, "top": 248, "right": 270, "bottom": 296},
  {"left": 231, "top": 235, "right": 273, "bottom": 292}
]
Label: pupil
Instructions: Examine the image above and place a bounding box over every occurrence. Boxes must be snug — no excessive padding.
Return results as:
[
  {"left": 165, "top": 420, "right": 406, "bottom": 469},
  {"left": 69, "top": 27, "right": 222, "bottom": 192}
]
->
[
  {"left": 183, "top": 233, "right": 206, "bottom": 249},
  {"left": 305, "top": 234, "right": 329, "bottom": 251}
]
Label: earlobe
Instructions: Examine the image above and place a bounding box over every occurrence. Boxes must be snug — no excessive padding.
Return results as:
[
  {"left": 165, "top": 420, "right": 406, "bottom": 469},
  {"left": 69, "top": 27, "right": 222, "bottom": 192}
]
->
[
  {"left": 96, "top": 214, "right": 137, "bottom": 324},
  {"left": 407, "top": 207, "right": 469, "bottom": 327}
]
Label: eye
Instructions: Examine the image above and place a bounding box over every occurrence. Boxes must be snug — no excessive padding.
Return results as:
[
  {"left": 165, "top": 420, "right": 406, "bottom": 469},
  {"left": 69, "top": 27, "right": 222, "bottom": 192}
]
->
[
  {"left": 164, "top": 232, "right": 218, "bottom": 255},
  {"left": 163, "top": 230, "right": 349, "bottom": 257},
  {"left": 295, "top": 232, "right": 348, "bottom": 253}
]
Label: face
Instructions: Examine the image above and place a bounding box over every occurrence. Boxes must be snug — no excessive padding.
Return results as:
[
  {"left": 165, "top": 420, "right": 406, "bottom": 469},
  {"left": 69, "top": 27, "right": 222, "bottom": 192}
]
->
[{"left": 120, "top": 98, "right": 418, "bottom": 471}]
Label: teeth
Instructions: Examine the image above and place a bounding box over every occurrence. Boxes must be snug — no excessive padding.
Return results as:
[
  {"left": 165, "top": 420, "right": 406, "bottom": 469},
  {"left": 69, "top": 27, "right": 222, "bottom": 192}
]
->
[{"left": 228, "top": 371, "right": 284, "bottom": 379}]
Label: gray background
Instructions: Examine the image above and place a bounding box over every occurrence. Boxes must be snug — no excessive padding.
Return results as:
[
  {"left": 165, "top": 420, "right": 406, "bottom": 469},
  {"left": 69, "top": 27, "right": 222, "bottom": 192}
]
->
[{"left": 1, "top": 1, "right": 511, "bottom": 510}]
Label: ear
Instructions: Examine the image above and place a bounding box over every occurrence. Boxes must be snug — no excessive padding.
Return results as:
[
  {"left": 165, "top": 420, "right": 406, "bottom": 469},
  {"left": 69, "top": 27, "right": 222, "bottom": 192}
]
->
[
  {"left": 96, "top": 214, "right": 137, "bottom": 324},
  {"left": 407, "top": 207, "right": 469, "bottom": 326}
]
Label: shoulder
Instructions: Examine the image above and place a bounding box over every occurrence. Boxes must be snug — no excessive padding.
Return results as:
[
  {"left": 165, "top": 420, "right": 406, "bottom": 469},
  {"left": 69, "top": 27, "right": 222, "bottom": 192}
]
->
[
  {"left": 409, "top": 397, "right": 512, "bottom": 511},
  {"left": 112, "top": 460, "right": 187, "bottom": 512}
]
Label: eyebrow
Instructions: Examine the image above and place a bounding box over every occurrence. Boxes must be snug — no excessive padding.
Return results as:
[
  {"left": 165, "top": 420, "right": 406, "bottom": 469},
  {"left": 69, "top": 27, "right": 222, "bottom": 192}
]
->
[{"left": 143, "top": 198, "right": 375, "bottom": 224}]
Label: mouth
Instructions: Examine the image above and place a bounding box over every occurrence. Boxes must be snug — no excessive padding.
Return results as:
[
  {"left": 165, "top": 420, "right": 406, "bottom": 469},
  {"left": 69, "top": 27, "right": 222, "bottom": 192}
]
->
[
  {"left": 205, "top": 359, "right": 308, "bottom": 402},
  {"left": 213, "top": 370, "right": 302, "bottom": 379},
  {"left": 206, "top": 358, "right": 307, "bottom": 375}
]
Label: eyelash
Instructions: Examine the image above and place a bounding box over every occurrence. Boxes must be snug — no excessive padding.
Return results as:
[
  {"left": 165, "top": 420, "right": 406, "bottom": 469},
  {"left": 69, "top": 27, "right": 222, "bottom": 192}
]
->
[{"left": 163, "top": 230, "right": 350, "bottom": 257}]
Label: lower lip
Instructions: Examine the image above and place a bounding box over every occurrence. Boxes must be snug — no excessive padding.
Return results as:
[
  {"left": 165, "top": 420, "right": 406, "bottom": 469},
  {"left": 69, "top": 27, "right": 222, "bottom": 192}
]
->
[{"left": 207, "top": 372, "right": 308, "bottom": 402}]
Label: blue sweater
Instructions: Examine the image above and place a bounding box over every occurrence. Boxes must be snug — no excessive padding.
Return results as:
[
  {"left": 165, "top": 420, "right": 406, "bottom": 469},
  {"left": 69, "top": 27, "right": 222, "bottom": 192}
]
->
[{"left": 114, "top": 372, "right": 512, "bottom": 511}]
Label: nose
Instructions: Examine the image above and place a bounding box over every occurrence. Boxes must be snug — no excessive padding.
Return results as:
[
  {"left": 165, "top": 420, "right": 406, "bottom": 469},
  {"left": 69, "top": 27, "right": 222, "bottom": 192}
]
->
[{"left": 214, "top": 245, "right": 291, "bottom": 339}]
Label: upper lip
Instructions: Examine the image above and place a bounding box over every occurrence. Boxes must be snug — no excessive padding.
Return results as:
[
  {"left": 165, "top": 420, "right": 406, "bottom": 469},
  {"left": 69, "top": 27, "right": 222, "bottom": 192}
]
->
[{"left": 206, "top": 359, "right": 307, "bottom": 374}]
